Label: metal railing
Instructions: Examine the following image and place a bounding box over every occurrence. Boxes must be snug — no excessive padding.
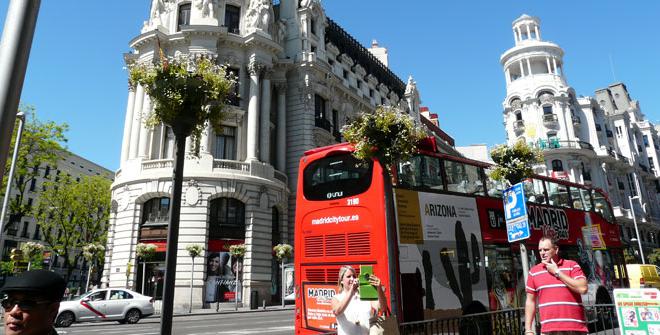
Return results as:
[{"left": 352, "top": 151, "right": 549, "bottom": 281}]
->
[
  {"left": 535, "top": 139, "right": 594, "bottom": 151},
  {"left": 315, "top": 304, "right": 618, "bottom": 335}
]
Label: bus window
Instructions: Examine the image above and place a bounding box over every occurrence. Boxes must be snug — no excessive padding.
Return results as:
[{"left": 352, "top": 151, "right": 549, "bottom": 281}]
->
[
  {"left": 302, "top": 152, "right": 373, "bottom": 201},
  {"left": 579, "top": 188, "right": 593, "bottom": 211},
  {"left": 570, "top": 187, "right": 584, "bottom": 210},
  {"left": 546, "top": 181, "right": 571, "bottom": 208},
  {"left": 397, "top": 155, "right": 444, "bottom": 190},
  {"left": 444, "top": 160, "right": 484, "bottom": 195},
  {"left": 593, "top": 191, "right": 614, "bottom": 222},
  {"left": 486, "top": 173, "right": 506, "bottom": 198},
  {"left": 523, "top": 179, "right": 546, "bottom": 204}
]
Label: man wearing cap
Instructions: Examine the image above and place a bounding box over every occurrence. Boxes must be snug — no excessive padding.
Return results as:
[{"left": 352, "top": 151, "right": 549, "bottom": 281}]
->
[{"left": 1, "top": 270, "right": 66, "bottom": 335}]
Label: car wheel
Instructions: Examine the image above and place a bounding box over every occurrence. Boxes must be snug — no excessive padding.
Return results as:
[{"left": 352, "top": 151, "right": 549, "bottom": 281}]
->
[
  {"left": 56, "top": 311, "right": 75, "bottom": 328},
  {"left": 125, "top": 309, "right": 141, "bottom": 324}
]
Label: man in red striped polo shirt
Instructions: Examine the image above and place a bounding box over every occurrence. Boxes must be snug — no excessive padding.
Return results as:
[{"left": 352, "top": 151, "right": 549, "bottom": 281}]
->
[{"left": 525, "top": 236, "right": 588, "bottom": 335}]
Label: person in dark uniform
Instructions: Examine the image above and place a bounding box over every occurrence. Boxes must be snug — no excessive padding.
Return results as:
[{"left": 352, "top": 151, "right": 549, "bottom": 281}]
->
[{"left": 1, "top": 270, "right": 66, "bottom": 335}]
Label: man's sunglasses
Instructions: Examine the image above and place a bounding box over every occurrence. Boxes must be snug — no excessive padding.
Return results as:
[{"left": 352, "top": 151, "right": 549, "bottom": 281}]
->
[{"left": 1, "top": 298, "right": 52, "bottom": 311}]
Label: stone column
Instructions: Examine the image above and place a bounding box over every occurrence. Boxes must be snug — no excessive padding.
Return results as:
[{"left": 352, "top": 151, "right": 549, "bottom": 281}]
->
[
  {"left": 534, "top": 25, "right": 540, "bottom": 40},
  {"left": 138, "top": 96, "right": 152, "bottom": 158},
  {"left": 505, "top": 68, "right": 511, "bottom": 84},
  {"left": 120, "top": 88, "right": 137, "bottom": 164},
  {"left": 526, "top": 58, "right": 532, "bottom": 76},
  {"left": 515, "top": 26, "right": 521, "bottom": 42},
  {"left": 552, "top": 57, "right": 558, "bottom": 75},
  {"left": 513, "top": 30, "right": 518, "bottom": 44},
  {"left": 275, "top": 83, "right": 287, "bottom": 172},
  {"left": 246, "top": 59, "right": 262, "bottom": 161},
  {"left": 519, "top": 61, "right": 525, "bottom": 77},
  {"left": 525, "top": 24, "right": 531, "bottom": 40},
  {"left": 201, "top": 123, "right": 211, "bottom": 155},
  {"left": 546, "top": 57, "right": 552, "bottom": 74},
  {"left": 259, "top": 70, "right": 272, "bottom": 163},
  {"left": 129, "top": 85, "right": 145, "bottom": 159}
]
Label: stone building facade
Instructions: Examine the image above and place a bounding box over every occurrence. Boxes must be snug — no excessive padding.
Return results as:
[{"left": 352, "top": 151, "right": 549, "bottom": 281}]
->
[
  {"left": 500, "top": 14, "right": 660, "bottom": 257},
  {"left": 103, "top": 0, "right": 430, "bottom": 311}
]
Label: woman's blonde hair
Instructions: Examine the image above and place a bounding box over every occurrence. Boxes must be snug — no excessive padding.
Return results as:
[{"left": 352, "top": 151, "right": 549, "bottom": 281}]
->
[{"left": 337, "top": 265, "right": 356, "bottom": 291}]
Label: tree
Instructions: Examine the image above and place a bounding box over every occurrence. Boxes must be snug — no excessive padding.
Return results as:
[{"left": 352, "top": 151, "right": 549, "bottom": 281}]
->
[
  {"left": 129, "top": 54, "right": 234, "bottom": 335},
  {"left": 34, "top": 174, "right": 111, "bottom": 282},
  {"left": 82, "top": 242, "right": 105, "bottom": 292},
  {"left": 20, "top": 241, "right": 45, "bottom": 271},
  {"left": 1, "top": 106, "right": 67, "bottom": 233},
  {"left": 488, "top": 141, "right": 543, "bottom": 186},
  {"left": 647, "top": 248, "right": 660, "bottom": 265},
  {"left": 185, "top": 244, "right": 203, "bottom": 313}
]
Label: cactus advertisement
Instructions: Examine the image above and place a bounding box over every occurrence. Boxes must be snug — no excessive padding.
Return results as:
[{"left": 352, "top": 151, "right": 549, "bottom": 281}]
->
[{"left": 394, "top": 189, "right": 489, "bottom": 313}]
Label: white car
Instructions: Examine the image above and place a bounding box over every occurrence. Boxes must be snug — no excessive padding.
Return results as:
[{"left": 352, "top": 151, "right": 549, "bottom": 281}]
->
[{"left": 55, "top": 288, "right": 154, "bottom": 327}]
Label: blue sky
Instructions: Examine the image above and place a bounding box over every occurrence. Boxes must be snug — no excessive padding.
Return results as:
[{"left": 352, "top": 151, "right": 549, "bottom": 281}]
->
[{"left": 1, "top": 1, "right": 659, "bottom": 171}]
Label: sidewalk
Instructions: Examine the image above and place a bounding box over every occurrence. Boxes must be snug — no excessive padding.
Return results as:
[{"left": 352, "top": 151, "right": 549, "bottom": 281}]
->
[{"left": 147, "top": 300, "right": 295, "bottom": 318}]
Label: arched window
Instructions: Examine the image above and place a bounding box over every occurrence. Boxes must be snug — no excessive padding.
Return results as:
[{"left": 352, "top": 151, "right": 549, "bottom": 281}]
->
[
  {"left": 141, "top": 197, "right": 170, "bottom": 225},
  {"left": 177, "top": 3, "right": 191, "bottom": 32},
  {"left": 515, "top": 111, "right": 522, "bottom": 121},
  {"left": 551, "top": 159, "right": 563, "bottom": 172},
  {"left": 208, "top": 198, "right": 245, "bottom": 240},
  {"left": 272, "top": 207, "right": 280, "bottom": 246}
]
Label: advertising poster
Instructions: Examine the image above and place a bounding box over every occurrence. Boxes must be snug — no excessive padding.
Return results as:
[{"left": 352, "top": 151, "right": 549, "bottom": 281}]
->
[
  {"left": 582, "top": 224, "right": 606, "bottom": 250},
  {"left": 614, "top": 288, "right": 660, "bottom": 334},
  {"left": 395, "top": 189, "right": 488, "bottom": 312},
  {"left": 204, "top": 251, "right": 241, "bottom": 304},
  {"left": 303, "top": 283, "right": 338, "bottom": 331}
]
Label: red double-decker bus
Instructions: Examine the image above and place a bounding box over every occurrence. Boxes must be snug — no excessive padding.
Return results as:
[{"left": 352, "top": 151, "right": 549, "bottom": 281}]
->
[{"left": 294, "top": 141, "right": 627, "bottom": 334}]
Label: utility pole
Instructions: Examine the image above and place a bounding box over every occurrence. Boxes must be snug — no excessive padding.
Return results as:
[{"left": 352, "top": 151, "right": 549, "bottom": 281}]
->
[{"left": 0, "top": 0, "right": 41, "bottom": 179}]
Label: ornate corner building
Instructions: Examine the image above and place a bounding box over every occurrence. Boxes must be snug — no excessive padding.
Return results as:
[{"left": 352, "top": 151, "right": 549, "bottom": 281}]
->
[
  {"left": 501, "top": 15, "right": 660, "bottom": 257},
  {"left": 103, "top": 0, "right": 436, "bottom": 311}
]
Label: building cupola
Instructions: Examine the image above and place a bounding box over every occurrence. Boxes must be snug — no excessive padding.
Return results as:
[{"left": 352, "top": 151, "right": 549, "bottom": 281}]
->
[{"left": 512, "top": 14, "right": 541, "bottom": 45}]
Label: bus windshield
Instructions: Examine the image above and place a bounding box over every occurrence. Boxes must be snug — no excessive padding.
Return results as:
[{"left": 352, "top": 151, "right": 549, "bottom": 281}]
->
[{"left": 302, "top": 152, "right": 373, "bottom": 201}]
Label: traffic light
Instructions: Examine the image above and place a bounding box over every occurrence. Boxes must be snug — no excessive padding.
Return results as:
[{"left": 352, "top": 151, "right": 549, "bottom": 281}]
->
[{"left": 10, "top": 248, "right": 23, "bottom": 262}]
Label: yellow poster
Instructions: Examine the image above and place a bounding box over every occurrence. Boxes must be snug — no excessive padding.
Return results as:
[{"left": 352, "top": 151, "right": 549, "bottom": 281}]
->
[
  {"left": 394, "top": 189, "right": 423, "bottom": 244},
  {"left": 582, "top": 224, "right": 606, "bottom": 250}
]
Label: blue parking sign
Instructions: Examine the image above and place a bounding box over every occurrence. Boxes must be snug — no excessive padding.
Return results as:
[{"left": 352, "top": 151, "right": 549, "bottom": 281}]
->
[{"left": 503, "top": 183, "right": 530, "bottom": 242}]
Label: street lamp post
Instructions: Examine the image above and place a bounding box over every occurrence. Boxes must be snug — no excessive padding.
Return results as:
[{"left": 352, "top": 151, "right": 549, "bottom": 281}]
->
[
  {"left": 0, "top": 111, "right": 25, "bottom": 238},
  {"left": 629, "top": 195, "right": 645, "bottom": 264}
]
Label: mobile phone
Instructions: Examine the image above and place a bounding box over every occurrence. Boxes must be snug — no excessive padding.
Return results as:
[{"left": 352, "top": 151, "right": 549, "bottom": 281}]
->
[{"left": 359, "top": 265, "right": 378, "bottom": 300}]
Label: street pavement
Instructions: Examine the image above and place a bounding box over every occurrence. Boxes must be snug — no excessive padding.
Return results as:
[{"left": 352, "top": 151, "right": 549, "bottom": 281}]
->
[{"left": 1, "top": 308, "right": 295, "bottom": 335}]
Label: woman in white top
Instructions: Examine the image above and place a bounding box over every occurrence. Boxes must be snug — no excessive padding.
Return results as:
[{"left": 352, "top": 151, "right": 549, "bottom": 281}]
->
[{"left": 331, "top": 265, "right": 387, "bottom": 335}]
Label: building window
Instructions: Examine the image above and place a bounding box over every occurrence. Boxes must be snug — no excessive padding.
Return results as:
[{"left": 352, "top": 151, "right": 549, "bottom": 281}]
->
[
  {"left": 627, "top": 173, "right": 637, "bottom": 196},
  {"left": 224, "top": 5, "right": 240, "bottom": 34},
  {"left": 649, "top": 158, "right": 655, "bottom": 170},
  {"left": 342, "top": 69, "right": 348, "bottom": 79},
  {"left": 33, "top": 226, "right": 41, "bottom": 240},
  {"left": 551, "top": 159, "right": 563, "bottom": 172},
  {"left": 314, "top": 94, "right": 331, "bottom": 131},
  {"left": 21, "top": 222, "right": 29, "bottom": 238},
  {"left": 208, "top": 198, "right": 245, "bottom": 240},
  {"left": 162, "top": 126, "right": 174, "bottom": 159},
  {"left": 644, "top": 135, "right": 650, "bottom": 147},
  {"left": 141, "top": 197, "right": 170, "bottom": 225},
  {"left": 616, "top": 126, "right": 622, "bottom": 138},
  {"left": 44, "top": 165, "right": 50, "bottom": 177},
  {"left": 595, "top": 124, "right": 602, "bottom": 131},
  {"left": 213, "top": 126, "right": 236, "bottom": 160},
  {"left": 542, "top": 106, "right": 553, "bottom": 114},
  {"left": 272, "top": 206, "right": 280, "bottom": 246},
  {"left": 177, "top": 3, "right": 191, "bottom": 32},
  {"left": 29, "top": 179, "right": 36, "bottom": 192},
  {"left": 515, "top": 111, "right": 522, "bottom": 121},
  {"left": 310, "top": 18, "right": 316, "bottom": 35},
  {"left": 581, "top": 162, "right": 591, "bottom": 181}
]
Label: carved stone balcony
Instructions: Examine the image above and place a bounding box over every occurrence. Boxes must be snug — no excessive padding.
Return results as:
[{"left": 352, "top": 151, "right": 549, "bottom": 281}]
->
[
  {"left": 513, "top": 120, "right": 525, "bottom": 135},
  {"left": 542, "top": 113, "right": 559, "bottom": 127}
]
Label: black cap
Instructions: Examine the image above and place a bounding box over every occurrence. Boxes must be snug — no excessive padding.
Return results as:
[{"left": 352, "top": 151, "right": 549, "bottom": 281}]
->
[{"left": 1, "top": 270, "right": 66, "bottom": 302}]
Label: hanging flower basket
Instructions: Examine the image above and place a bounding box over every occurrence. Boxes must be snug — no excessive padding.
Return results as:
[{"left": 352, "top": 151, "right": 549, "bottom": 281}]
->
[
  {"left": 489, "top": 141, "right": 543, "bottom": 185},
  {"left": 128, "top": 55, "right": 235, "bottom": 154},
  {"left": 342, "top": 106, "right": 426, "bottom": 171}
]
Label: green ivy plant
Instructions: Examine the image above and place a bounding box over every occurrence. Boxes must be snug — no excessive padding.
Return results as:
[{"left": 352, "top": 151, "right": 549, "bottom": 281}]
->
[
  {"left": 488, "top": 141, "right": 543, "bottom": 186},
  {"left": 128, "top": 55, "right": 235, "bottom": 155},
  {"left": 341, "top": 106, "right": 426, "bottom": 171}
]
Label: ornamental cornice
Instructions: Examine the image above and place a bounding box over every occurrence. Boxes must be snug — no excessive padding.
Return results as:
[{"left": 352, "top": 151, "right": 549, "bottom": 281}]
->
[
  {"left": 339, "top": 54, "right": 354, "bottom": 67},
  {"left": 353, "top": 64, "right": 366, "bottom": 77},
  {"left": 326, "top": 42, "right": 339, "bottom": 56},
  {"left": 365, "top": 74, "right": 378, "bottom": 86},
  {"left": 244, "top": 32, "right": 284, "bottom": 55}
]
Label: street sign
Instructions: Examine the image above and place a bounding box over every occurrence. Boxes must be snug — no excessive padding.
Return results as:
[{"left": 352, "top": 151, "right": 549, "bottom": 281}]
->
[{"left": 503, "top": 182, "right": 530, "bottom": 243}]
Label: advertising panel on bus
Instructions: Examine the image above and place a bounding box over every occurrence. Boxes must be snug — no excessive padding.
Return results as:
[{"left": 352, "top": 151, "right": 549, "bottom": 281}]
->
[{"left": 394, "top": 188, "right": 489, "bottom": 317}]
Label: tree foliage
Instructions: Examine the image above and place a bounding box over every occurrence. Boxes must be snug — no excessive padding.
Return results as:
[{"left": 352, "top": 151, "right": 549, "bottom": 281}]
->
[
  {"left": 1, "top": 106, "right": 67, "bottom": 232},
  {"left": 34, "top": 175, "right": 111, "bottom": 281},
  {"left": 488, "top": 141, "right": 543, "bottom": 186},
  {"left": 128, "top": 56, "right": 235, "bottom": 153},
  {"left": 648, "top": 248, "right": 660, "bottom": 265},
  {"left": 341, "top": 106, "right": 426, "bottom": 171}
]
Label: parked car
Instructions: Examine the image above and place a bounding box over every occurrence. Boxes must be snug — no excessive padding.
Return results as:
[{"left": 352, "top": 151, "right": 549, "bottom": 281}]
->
[
  {"left": 627, "top": 264, "right": 660, "bottom": 289},
  {"left": 55, "top": 288, "right": 154, "bottom": 327}
]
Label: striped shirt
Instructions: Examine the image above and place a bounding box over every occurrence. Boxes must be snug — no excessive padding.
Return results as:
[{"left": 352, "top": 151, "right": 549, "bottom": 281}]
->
[{"left": 526, "top": 258, "right": 588, "bottom": 333}]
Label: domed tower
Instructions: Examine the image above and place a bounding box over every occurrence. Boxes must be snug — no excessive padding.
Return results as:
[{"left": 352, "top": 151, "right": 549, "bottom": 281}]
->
[{"left": 501, "top": 14, "right": 588, "bottom": 182}]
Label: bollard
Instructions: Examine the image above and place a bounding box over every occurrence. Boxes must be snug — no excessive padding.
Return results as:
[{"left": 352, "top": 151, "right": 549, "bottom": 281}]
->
[{"left": 262, "top": 299, "right": 266, "bottom": 309}]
